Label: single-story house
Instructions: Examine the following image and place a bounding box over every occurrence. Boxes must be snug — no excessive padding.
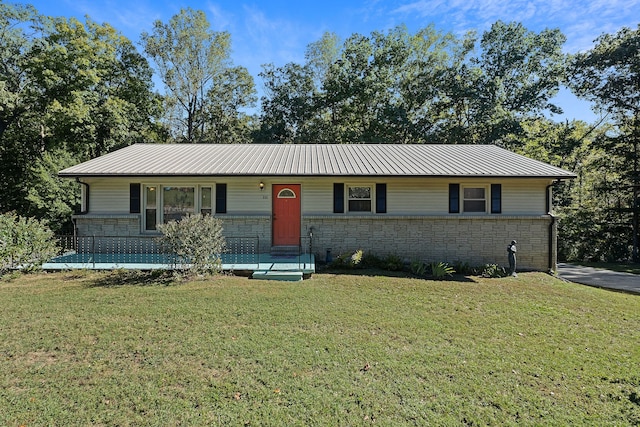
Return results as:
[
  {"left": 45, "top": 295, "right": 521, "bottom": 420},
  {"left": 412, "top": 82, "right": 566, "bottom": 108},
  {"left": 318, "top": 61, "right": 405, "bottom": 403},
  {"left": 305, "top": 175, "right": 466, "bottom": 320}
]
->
[{"left": 59, "top": 143, "right": 576, "bottom": 271}]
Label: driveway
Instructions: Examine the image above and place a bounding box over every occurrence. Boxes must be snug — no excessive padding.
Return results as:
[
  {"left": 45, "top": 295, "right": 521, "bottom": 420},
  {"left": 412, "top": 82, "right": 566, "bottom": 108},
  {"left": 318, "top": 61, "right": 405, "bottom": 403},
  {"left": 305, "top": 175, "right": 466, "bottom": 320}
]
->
[{"left": 557, "top": 263, "right": 640, "bottom": 295}]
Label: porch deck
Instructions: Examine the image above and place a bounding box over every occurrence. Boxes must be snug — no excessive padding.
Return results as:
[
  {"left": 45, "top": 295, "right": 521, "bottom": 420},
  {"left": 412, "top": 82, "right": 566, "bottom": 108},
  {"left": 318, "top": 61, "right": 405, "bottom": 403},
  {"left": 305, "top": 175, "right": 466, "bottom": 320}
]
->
[{"left": 42, "top": 252, "right": 315, "bottom": 277}]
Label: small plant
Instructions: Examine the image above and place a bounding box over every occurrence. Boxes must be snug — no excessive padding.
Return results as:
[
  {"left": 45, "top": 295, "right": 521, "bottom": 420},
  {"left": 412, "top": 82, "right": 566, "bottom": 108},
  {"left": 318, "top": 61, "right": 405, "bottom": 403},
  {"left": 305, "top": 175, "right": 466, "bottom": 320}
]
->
[
  {"left": 429, "top": 261, "right": 455, "bottom": 279},
  {"left": 410, "top": 260, "right": 428, "bottom": 277},
  {"left": 157, "top": 214, "right": 226, "bottom": 276},
  {"left": 382, "top": 254, "right": 404, "bottom": 271},
  {"left": 453, "top": 260, "right": 474, "bottom": 275},
  {"left": 481, "top": 263, "right": 507, "bottom": 278},
  {"left": 360, "top": 252, "right": 383, "bottom": 269},
  {"left": 331, "top": 249, "right": 364, "bottom": 269}
]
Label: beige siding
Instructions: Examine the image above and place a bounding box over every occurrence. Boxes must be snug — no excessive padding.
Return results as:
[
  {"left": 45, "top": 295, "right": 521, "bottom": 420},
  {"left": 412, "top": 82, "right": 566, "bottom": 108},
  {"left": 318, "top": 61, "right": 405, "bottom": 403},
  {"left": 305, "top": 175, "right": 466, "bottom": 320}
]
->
[
  {"left": 81, "top": 176, "right": 553, "bottom": 216},
  {"left": 87, "top": 178, "right": 130, "bottom": 214}
]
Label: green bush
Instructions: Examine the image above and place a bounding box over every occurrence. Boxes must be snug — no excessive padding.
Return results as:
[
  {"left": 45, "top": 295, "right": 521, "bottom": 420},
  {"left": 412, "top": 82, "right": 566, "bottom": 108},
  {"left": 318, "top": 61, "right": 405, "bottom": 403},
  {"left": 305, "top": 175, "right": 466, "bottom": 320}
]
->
[
  {"left": 410, "top": 260, "right": 428, "bottom": 277},
  {"left": 481, "top": 263, "right": 507, "bottom": 278},
  {"left": 429, "top": 261, "right": 455, "bottom": 279},
  {"left": 0, "top": 212, "right": 58, "bottom": 273},
  {"left": 331, "top": 249, "right": 364, "bottom": 269},
  {"left": 157, "top": 214, "right": 226, "bottom": 276},
  {"left": 382, "top": 254, "right": 404, "bottom": 271}
]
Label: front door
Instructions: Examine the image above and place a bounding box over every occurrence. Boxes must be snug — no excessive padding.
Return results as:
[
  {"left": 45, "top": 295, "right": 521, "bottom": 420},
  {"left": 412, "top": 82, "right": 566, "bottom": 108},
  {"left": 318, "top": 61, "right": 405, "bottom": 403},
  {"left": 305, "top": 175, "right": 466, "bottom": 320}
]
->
[{"left": 272, "top": 184, "right": 301, "bottom": 246}]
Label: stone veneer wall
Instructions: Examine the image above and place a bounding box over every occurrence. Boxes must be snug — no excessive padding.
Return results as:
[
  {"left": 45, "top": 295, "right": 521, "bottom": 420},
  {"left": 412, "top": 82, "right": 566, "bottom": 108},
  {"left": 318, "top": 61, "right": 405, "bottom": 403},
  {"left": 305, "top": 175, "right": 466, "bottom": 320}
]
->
[
  {"left": 74, "top": 215, "right": 141, "bottom": 237},
  {"left": 303, "top": 215, "right": 554, "bottom": 271},
  {"left": 74, "top": 214, "right": 556, "bottom": 271},
  {"left": 73, "top": 214, "right": 272, "bottom": 254}
]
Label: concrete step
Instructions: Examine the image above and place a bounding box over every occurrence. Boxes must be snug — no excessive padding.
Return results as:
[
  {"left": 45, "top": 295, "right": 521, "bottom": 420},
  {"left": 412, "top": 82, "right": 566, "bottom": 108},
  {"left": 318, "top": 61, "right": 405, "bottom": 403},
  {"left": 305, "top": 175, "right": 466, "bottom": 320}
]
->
[{"left": 251, "top": 270, "right": 304, "bottom": 282}]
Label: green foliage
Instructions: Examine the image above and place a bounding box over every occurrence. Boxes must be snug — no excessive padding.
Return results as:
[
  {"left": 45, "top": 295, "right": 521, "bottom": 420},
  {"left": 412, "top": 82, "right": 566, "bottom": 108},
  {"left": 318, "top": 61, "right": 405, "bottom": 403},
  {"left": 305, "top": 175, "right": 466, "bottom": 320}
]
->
[
  {"left": 0, "top": 212, "right": 57, "bottom": 272},
  {"left": 156, "top": 214, "right": 226, "bottom": 276},
  {"left": 142, "top": 8, "right": 256, "bottom": 143},
  {"left": 382, "top": 254, "right": 404, "bottom": 271},
  {"left": 452, "top": 260, "right": 475, "bottom": 275},
  {"left": 410, "top": 260, "right": 428, "bottom": 277},
  {"left": 330, "top": 249, "right": 364, "bottom": 269},
  {"left": 258, "top": 22, "right": 567, "bottom": 145},
  {"left": 0, "top": 3, "right": 158, "bottom": 221},
  {"left": 429, "top": 261, "right": 455, "bottom": 279},
  {"left": 25, "top": 150, "right": 80, "bottom": 233},
  {"left": 481, "top": 263, "right": 507, "bottom": 278}
]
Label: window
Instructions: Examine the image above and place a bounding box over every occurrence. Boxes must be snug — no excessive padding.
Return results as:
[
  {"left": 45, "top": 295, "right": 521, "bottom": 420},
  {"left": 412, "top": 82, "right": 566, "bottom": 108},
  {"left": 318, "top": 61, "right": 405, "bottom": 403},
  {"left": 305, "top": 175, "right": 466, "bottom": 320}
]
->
[
  {"left": 277, "top": 188, "right": 296, "bottom": 198},
  {"left": 201, "top": 187, "right": 212, "bottom": 215},
  {"left": 144, "top": 185, "right": 210, "bottom": 231},
  {"left": 463, "top": 187, "right": 486, "bottom": 212},
  {"left": 348, "top": 186, "right": 372, "bottom": 212},
  {"left": 163, "top": 187, "right": 195, "bottom": 222},
  {"left": 145, "top": 186, "right": 157, "bottom": 231}
]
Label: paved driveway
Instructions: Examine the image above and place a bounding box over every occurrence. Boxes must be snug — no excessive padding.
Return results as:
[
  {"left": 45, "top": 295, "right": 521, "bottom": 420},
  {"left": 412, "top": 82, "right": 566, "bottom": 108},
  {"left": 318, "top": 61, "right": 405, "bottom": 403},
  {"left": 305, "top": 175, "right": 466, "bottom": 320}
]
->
[{"left": 557, "top": 263, "right": 640, "bottom": 294}]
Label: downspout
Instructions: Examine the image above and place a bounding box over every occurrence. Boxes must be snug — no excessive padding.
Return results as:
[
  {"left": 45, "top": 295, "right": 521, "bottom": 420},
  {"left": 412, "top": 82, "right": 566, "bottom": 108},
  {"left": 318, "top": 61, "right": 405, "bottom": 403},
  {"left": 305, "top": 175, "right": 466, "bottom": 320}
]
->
[{"left": 546, "top": 180, "right": 561, "bottom": 273}]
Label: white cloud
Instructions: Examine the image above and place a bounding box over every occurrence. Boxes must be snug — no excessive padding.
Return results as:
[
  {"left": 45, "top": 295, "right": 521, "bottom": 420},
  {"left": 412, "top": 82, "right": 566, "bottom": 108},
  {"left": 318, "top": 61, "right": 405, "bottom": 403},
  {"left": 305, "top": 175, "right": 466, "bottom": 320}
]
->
[{"left": 389, "top": 0, "right": 640, "bottom": 53}]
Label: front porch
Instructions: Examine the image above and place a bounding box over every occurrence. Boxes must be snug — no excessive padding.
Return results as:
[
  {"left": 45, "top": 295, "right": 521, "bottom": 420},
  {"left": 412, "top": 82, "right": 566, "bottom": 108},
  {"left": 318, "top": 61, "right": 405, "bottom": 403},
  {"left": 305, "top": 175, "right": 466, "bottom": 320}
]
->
[{"left": 42, "top": 236, "right": 315, "bottom": 281}]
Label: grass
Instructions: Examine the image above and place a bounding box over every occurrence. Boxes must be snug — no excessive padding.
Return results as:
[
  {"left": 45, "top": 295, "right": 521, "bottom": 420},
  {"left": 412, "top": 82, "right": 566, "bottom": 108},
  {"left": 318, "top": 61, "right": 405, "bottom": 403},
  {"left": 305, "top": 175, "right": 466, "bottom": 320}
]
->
[{"left": 1, "top": 270, "right": 639, "bottom": 426}]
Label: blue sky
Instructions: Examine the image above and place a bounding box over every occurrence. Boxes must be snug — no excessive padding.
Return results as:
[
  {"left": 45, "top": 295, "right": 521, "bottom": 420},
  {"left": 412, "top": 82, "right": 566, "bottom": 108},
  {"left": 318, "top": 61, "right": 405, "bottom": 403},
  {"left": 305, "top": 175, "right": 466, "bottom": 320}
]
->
[{"left": 24, "top": 0, "right": 640, "bottom": 123}]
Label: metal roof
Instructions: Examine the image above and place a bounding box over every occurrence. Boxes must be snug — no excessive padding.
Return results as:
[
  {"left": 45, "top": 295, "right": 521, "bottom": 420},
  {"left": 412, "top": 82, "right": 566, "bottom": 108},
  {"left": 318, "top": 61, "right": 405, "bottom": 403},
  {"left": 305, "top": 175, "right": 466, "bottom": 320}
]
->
[{"left": 59, "top": 143, "right": 577, "bottom": 179}]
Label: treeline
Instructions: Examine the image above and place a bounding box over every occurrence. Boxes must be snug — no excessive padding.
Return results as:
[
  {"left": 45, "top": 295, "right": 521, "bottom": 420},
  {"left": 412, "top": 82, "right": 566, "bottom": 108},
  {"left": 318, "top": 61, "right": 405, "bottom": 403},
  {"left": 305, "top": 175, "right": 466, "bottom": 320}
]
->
[{"left": 1, "top": 3, "right": 639, "bottom": 262}]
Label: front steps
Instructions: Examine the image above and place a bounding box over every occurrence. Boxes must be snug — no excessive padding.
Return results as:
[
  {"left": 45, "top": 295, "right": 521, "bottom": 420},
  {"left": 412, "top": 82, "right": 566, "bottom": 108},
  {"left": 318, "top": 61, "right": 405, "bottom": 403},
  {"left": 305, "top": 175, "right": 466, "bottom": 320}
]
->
[{"left": 251, "top": 270, "right": 304, "bottom": 281}]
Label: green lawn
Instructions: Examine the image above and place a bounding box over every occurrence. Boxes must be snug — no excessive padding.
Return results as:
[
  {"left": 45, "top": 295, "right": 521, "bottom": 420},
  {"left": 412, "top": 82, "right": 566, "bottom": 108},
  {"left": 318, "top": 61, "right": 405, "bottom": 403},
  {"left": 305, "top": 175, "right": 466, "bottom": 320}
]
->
[{"left": 1, "top": 270, "right": 639, "bottom": 426}]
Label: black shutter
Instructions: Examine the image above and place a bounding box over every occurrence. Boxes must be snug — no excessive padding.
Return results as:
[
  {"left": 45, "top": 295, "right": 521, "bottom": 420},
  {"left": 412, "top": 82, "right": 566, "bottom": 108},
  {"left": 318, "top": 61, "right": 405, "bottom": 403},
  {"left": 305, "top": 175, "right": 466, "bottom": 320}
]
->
[
  {"left": 129, "top": 183, "right": 141, "bottom": 213},
  {"left": 215, "top": 183, "right": 227, "bottom": 214},
  {"left": 333, "top": 183, "right": 344, "bottom": 213},
  {"left": 449, "top": 184, "right": 460, "bottom": 213},
  {"left": 491, "top": 184, "right": 502, "bottom": 214},
  {"left": 376, "top": 183, "right": 387, "bottom": 213}
]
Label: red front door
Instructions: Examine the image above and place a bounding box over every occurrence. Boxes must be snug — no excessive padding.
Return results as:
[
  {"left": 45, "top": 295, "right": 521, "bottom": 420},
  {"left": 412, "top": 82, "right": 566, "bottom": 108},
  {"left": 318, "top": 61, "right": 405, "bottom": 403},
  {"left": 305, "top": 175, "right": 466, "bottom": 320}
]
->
[{"left": 272, "top": 184, "right": 301, "bottom": 246}]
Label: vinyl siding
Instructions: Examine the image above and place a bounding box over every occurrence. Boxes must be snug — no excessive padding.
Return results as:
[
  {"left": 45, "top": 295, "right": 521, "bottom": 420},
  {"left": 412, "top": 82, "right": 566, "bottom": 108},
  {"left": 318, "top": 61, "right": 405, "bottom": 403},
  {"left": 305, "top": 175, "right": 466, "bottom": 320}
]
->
[{"left": 81, "top": 176, "right": 552, "bottom": 216}]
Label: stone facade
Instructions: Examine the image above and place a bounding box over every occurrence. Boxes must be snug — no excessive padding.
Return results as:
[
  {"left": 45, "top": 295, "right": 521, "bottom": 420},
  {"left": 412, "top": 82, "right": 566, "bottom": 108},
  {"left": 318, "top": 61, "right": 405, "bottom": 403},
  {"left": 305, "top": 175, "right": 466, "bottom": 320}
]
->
[
  {"left": 303, "top": 215, "right": 554, "bottom": 271},
  {"left": 74, "top": 214, "right": 555, "bottom": 271}
]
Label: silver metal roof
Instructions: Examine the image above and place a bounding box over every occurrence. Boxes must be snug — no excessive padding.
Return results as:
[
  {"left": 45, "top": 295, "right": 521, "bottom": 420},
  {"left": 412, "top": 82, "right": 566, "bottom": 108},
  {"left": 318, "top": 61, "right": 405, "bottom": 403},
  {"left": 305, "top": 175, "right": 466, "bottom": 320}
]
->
[{"left": 59, "top": 143, "right": 577, "bottom": 179}]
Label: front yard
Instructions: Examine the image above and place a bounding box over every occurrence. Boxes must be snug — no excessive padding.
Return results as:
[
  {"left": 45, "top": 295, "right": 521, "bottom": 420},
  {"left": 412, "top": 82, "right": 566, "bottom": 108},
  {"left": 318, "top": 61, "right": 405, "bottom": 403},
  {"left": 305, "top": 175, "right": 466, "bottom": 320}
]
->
[{"left": 1, "top": 271, "right": 638, "bottom": 426}]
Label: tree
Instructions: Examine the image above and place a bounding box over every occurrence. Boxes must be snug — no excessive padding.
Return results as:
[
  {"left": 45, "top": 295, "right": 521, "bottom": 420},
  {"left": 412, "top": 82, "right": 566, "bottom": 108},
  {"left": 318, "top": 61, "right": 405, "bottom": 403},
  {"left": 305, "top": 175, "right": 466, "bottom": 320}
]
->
[
  {"left": 142, "top": 8, "right": 256, "bottom": 143},
  {"left": 571, "top": 25, "right": 640, "bottom": 261},
  {"left": 0, "top": 4, "right": 159, "bottom": 231}
]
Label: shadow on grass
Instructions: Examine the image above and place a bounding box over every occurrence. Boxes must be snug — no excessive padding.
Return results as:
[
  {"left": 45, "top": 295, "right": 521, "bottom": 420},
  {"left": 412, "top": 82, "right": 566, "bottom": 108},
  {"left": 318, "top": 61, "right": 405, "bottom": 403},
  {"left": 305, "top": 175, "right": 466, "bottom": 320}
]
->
[
  {"left": 85, "top": 269, "right": 182, "bottom": 288},
  {"left": 318, "top": 267, "right": 478, "bottom": 283}
]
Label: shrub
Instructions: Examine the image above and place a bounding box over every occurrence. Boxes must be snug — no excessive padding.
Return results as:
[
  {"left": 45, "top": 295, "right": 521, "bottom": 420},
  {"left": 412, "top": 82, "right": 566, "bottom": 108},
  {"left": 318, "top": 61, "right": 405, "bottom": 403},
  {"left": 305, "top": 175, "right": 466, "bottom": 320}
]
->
[
  {"left": 360, "top": 252, "right": 383, "bottom": 269},
  {"left": 382, "top": 254, "right": 404, "bottom": 271},
  {"left": 410, "top": 260, "right": 428, "bottom": 277},
  {"left": 481, "top": 263, "right": 507, "bottom": 278},
  {"left": 429, "top": 261, "right": 455, "bottom": 279},
  {"left": 157, "top": 214, "right": 226, "bottom": 276},
  {"left": 0, "top": 212, "right": 58, "bottom": 273},
  {"left": 331, "top": 249, "right": 364, "bottom": 269},
  {"left": 453, "top": 260, "right": 475, "bottom": 275}
]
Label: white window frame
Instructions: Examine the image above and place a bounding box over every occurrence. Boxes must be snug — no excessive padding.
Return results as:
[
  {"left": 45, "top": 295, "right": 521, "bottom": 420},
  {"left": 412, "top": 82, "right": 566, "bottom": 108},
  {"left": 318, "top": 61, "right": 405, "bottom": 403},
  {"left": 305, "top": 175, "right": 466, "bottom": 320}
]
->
[
  {"left": 347, "top": 184, "right": 373, "bottom": 213},
  {"left": 461, "top": 184, "right": 488, "bottom": 213},
  {"left": 142, "top": 184, "right": 214, "bottom": 232}
]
